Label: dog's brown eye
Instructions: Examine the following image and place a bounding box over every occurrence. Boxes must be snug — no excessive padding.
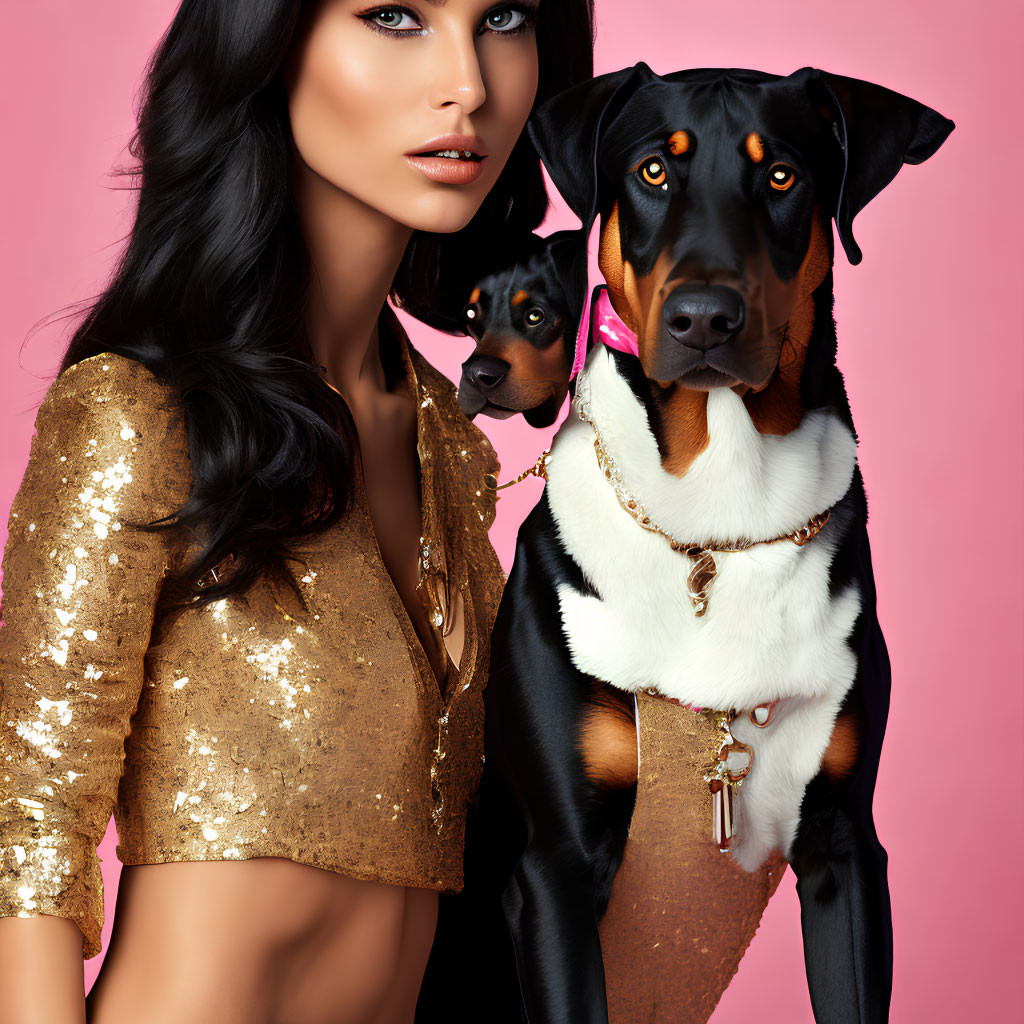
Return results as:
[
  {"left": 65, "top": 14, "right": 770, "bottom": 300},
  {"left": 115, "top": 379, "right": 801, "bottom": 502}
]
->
[
  {"left": 768, "top": 163, "right": 797, "bottom": 192},
  {"left": 464, "top": 305, "right": 478, "bottom": 321},
  {"left": 525, "top": 307, "right": 545, "bottom": 326},
  {"left": 639, "top": 157, "right": 666, "bottom": 188}
]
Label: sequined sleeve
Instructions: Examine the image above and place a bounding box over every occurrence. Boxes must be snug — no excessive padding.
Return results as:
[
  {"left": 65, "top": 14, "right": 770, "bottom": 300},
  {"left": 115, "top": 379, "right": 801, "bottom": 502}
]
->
[{"left": 0, "top": 353, "right": 189, "bottom": 958}]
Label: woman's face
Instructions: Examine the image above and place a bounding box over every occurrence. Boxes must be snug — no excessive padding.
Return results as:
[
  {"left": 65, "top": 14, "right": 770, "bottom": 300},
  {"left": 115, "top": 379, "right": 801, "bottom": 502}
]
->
[{"left": 286, "top": 0, "right": 541, "bottom": 233}]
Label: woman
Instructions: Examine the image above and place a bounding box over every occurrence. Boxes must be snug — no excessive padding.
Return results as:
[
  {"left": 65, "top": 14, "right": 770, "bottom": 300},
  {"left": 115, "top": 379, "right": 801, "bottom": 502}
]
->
[{"left": 0, "top": 0, "right": 594, "bottom": 1021}]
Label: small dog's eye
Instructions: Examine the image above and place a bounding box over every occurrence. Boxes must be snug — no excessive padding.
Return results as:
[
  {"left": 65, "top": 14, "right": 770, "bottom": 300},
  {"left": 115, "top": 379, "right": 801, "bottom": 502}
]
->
[
  {"left": 464, "top": 305, "right": 478, "bottom": 321},
  {"left": 639, "top": 157, "right": 666, "bottom": 188},
  {"left": 768, "top": 163, "right": 797, "bottom": 192},
  {"left": 525, "top": 307, "right": 545, "bottom": 326}
]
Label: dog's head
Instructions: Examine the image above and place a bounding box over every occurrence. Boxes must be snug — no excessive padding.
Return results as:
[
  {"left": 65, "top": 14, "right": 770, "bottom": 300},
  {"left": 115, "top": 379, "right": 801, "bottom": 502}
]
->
[
  {"left": 457, "top": 230, "right": 586, "bottom": 428},
  {"left": 529, "top": 65, "right": 953, "bottom": 393}
]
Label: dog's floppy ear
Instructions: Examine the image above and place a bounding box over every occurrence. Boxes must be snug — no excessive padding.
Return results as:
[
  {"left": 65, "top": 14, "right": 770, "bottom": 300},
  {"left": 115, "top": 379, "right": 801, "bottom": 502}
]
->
[
  {"left": 797, "top": 68, "right": 954, "bottom": 264},
  {"left": 542, "top": 227, "right": 590, "bottom": 342},
  {"left": 529, "top": 62, "right": 658, "bottom": 233}
]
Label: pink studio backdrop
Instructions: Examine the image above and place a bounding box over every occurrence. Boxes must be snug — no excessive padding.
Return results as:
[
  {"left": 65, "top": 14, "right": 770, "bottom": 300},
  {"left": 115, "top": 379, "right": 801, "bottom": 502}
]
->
[{"left": 2, "top": 1, "right": 1020, "bottom": 1020}]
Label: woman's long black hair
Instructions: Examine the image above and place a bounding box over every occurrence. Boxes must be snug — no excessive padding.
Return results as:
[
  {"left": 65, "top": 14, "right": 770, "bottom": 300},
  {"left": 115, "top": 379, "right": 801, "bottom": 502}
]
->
[{"left": 59, "top": 0, "right": 595, "bottom": 609}]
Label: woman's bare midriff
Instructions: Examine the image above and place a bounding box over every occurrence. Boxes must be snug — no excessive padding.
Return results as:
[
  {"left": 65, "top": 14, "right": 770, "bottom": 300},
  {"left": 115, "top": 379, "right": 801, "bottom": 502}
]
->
[{"left": 84, "top": 857, "right": 439, "bottom": 1024}]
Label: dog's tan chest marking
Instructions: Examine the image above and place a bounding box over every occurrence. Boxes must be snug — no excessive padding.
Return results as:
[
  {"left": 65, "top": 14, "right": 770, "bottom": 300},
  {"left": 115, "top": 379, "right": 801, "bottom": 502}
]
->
[
  {"left": 819, "top": 710, "right": 861, "bottom": 781},
  {"left": 579, "top": 689, "right": 639, "bottom": 789},
  {"left": 646, "top": 384, "right": 710, "bottom": 476}
]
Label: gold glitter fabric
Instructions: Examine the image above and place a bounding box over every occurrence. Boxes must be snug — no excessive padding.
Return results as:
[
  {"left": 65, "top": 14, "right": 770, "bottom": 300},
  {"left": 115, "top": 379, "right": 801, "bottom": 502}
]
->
[
  {"left": 598, "top": 693, "right": 786, "bottom": 1023},
  {"left": 0, "top": 308, "right": 505, "bottom": 959}
]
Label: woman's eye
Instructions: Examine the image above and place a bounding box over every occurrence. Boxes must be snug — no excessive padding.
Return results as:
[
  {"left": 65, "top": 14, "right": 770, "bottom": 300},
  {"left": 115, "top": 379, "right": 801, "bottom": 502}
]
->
[
  {"left": 524, "top": 307, "right": 545, "bottom": 326},
  {"left": 638, "top": 157, "right": 667, "bottom": 189},
  {"left": 482, "top": 7, "right": 532, "bottom": 33},
  {"left": 360, "top": 7, "right": 423, "bottom": 34},
  {"left": 768, "top": 163, "right": 798, "bottom": 192}
]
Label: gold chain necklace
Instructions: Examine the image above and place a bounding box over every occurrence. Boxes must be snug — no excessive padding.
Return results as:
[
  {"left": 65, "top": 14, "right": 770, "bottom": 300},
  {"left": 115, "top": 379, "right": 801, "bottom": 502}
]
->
[
  {"left": 571, "top": 370, "right": 830, "bottom": 617},
  {"left": 480, "top": 370, "right": 830, "bottom": 617},
  {"left": 483, "top": 449, "right": 550, "bottom": 493}
]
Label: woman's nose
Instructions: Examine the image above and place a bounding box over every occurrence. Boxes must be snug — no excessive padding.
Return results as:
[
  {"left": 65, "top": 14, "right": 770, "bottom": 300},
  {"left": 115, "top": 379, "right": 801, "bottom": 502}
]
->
[{"left": 429, "top": 33, "right": 487, "bottom": 113}]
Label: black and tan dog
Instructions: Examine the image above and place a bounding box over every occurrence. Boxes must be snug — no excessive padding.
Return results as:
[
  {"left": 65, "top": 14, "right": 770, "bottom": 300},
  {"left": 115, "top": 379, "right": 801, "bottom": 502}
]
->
[
  {"left": 456, "top": 229, "right": 587, "bottom": 429},
  {"left": 418, "top": 64, "right": 952, "bottom": 1024}
]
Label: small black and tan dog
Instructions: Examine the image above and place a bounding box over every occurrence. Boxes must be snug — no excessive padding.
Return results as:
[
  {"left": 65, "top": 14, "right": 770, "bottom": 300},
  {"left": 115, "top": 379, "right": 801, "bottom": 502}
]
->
[
  {"left": 419, "top": 64, "right": 951, "bottom": 1024},
  {"left": 456, "top": 229, "right": 587, "bottom": 429}
]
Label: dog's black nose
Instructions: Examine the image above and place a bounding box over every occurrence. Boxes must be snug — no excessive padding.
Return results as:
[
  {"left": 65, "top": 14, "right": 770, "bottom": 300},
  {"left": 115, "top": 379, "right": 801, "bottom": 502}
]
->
[
  {"left": 662, "top": 285, "right": 745, "bottom": 350},
  {"left": 463, "top": 354, "right": 510, "bottom": 391}
]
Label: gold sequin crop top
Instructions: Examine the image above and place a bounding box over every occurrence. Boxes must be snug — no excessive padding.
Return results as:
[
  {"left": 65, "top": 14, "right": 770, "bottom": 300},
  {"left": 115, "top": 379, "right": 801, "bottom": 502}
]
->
[{"left": 0, "top": 309, "right": 506, "bottom": 958}]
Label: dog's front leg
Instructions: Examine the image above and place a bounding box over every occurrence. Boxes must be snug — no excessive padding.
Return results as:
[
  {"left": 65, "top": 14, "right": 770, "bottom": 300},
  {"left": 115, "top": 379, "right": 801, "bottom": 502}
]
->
[
  {"left": 487, "top": 497, "right": 629, "bottom": 1024},
  {"left": 502, "top": 836, "right": 610, "bottom": 1023},
  {"left": 791, "top": 522, "right": 893, "bottom": 1024}
]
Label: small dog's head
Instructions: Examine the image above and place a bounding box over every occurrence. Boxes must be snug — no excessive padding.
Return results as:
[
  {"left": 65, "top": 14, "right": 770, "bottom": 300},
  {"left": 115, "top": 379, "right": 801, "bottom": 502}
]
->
[
  {"left": 457, "top": 230, "right": 586, "bottom": 427},
  {"left": 529, "top": 65, "right": 953, "bottom": 392}
]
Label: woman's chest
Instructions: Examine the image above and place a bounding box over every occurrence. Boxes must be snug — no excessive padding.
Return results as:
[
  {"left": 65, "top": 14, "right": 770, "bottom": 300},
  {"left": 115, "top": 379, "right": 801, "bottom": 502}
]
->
[
  {"left": 130, "top": 548, "right": 473, "bottom": 862},
  {"left": 352, "top": 391, "right": 454, "bottom": 689},
  {"left": 145, "top": 518, "right": 443, "bottom": 739},
  {"left": 136, "top": 478, "right": 482, "bottom": 787}
]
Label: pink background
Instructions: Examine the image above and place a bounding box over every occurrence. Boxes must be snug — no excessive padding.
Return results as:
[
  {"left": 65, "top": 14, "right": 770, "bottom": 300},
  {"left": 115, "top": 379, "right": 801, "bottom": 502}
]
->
[{"left": 2, "top": 1, "right": 1021, "bottom": 1020}]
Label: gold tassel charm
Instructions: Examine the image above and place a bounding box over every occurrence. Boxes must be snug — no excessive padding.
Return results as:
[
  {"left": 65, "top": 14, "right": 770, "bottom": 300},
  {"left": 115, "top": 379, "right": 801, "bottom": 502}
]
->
[
  {"left": 682, "top": 546, "right": 717, "bottom": 616},
  {"left": 701, "top": 709, "right": 753, "bottom": 852},
  {"left": 709, "top": 779, "right": 734, "bottom": 850}
]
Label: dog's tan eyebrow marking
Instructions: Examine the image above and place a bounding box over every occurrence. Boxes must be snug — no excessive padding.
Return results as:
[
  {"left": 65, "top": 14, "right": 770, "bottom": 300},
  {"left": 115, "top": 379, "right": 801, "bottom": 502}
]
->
[
  {"left": 469, "top": 287, "right": 481, "bottom": 303},
  {"left": 668, "top": 130, "right": 690, "bottom": 155},
  {"left": 745, "top": 132, "right": 764, "bottom": 163},
  {"left": 511, "top": 290, "right": 529, "bottom": 306}
]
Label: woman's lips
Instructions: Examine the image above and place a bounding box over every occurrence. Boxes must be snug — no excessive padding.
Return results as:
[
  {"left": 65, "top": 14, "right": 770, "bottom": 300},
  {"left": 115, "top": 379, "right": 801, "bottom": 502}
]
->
[{"left": 405, "top": 153, "right": 485, "bottom": 185}]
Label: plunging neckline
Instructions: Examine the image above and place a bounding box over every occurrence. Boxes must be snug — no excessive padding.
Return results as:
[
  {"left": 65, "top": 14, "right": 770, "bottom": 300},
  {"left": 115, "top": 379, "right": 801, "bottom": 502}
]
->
[{"left": 317, "top": 306, "right": 463, "bottom": 701}]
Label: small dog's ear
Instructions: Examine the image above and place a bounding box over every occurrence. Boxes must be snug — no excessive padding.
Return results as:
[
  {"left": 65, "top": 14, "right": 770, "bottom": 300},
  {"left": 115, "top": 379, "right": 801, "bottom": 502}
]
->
[
  {"left": 543, "top": 228, "right": 590, "bottom": 343},
  {"left": 797, "top": 68, "right": 954, "bottom": 264},
  {"left": 529, "top": 62, "right": 657, "bottom": 233}
]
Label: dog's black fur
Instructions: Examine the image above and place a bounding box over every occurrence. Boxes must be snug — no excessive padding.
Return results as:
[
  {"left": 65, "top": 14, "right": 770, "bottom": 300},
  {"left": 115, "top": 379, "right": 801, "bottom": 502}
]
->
[{"left": 418, "top": 65, "right": 952, "bottom": 1024}]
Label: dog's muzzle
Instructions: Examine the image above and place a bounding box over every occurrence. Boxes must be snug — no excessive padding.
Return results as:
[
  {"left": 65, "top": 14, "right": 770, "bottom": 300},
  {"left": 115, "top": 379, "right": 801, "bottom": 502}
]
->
[
  {"left": 458, "top": 354, "right": 517, "bottom": 419},
  {"left": 662, "top": 285, "right": 745, "bottom": 351},
  {"left": 647, "top": 284, "right": 751, "bottom": 385}
]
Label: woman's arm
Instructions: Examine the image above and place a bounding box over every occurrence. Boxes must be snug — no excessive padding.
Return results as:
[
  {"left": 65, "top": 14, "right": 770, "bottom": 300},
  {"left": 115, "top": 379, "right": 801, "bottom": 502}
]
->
[
  {"left": 0, "top": 915, "right": 87, "bottom": 1023},
  {"left": 0, "top": 353, "right": 189, "bottom": 999}
]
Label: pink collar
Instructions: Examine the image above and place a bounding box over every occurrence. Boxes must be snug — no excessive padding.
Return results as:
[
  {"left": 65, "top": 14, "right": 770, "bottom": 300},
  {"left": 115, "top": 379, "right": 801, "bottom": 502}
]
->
[{"left": 570, "top": 284, "right": 639, "bottom": 379}]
